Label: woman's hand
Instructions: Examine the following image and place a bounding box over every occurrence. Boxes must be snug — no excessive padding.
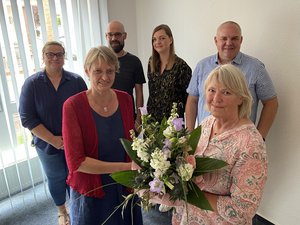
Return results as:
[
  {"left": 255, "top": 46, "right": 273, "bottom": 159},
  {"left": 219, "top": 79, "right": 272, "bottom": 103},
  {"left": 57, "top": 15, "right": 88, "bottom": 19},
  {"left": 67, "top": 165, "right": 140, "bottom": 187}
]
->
[
  {"left": 50, "top": 135, "right": 64, "bottom": 150},
  {"left": 149, "top": 193, "right": 183, "bottom": 207},
  {"left": 131, "top": 161, "right": 141, "bottom": 170},
  {"left": 31, "top": 124, "right": 64, "bottom": 150}
]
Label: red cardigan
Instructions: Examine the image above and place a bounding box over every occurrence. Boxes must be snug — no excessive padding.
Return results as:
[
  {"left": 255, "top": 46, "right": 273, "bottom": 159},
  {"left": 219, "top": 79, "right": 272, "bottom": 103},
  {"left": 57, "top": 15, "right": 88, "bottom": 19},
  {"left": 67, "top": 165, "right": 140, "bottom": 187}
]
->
[{"left": 62, "top": 90, "right": 134, "bottom": 198}]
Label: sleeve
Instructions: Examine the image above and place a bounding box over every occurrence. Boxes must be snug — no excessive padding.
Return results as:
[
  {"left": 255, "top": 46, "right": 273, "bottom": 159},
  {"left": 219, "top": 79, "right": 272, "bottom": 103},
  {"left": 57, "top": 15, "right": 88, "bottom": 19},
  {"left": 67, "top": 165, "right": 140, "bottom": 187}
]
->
[
  {"left": 134, "top": 57, "right": 146, "bottom": 84},
  {"left": 256, "top": 63, "right": 277, "bottom": 101},
  {"left": 62, "top": 98, "right": 86, "bottom": 173},
  {"left": 174, "top": 60, "right": 192, "bottom": 117},
  {"left": 216, "top": 138, "right": 268, "bottom": 223},
  {"left": 19, "top": 78, "right": 41, "bottom": 130},
  {"left": 186, "top": 62, "right": 200, "bottom": 96},
  {"left": 177, "top": 60, "right": 192, "bottom": 104}
]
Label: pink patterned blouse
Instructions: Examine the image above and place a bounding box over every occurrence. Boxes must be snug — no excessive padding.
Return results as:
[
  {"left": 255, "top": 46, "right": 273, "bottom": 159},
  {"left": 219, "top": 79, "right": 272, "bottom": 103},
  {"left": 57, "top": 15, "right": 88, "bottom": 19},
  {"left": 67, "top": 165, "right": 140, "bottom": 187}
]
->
[{"left": 172, "top": 115, "right": 268, "bottom": 225}]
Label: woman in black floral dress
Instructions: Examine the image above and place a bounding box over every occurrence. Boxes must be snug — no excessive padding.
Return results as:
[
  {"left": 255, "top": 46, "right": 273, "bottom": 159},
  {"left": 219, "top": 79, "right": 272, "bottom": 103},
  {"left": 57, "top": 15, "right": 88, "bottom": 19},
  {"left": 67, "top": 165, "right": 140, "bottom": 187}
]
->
[{"left": 147, "top": 24, "right": 192, "bottom": 123}]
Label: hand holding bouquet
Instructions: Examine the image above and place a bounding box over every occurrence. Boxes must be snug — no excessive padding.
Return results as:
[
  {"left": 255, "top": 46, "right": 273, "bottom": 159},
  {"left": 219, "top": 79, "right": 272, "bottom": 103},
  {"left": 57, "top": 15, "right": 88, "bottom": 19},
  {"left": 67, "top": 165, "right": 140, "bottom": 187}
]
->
[{"left": 111, "top": 103, "right": 227, "bottom": 212}]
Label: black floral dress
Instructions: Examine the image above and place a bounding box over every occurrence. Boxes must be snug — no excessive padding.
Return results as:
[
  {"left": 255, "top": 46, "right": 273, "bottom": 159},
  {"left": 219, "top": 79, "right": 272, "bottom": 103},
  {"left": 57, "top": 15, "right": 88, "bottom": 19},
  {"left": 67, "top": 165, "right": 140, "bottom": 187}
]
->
[{"left": 147, "top": 55, "right": 192, "bottom": 123}]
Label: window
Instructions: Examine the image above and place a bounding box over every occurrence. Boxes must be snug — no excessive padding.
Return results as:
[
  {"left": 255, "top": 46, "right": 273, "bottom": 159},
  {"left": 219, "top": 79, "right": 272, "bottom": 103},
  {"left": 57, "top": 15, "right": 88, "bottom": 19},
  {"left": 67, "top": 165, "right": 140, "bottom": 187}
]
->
[{"left": 0, "top": 0, "right": 107, "bottom": 201}]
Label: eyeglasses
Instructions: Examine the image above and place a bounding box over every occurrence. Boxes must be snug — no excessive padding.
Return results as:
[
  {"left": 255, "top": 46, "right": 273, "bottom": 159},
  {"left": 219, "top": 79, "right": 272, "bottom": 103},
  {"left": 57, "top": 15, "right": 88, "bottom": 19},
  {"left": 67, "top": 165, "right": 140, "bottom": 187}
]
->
[
  {"left": 106, "top": 32, "right": 124, "bottom": 39},
  {"left": 45, "top": 52, "right": 65, "bottom": 59}
]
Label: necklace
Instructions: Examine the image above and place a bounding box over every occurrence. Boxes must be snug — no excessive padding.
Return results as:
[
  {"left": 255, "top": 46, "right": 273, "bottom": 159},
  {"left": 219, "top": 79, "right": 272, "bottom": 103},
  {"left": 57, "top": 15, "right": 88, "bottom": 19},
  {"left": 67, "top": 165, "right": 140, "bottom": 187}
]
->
[
  {"left": 89, "top": 90, "right": 113, "bottom": 113},
  {"left": 102, "top": 91, "right": 113, "bottom": 112}
]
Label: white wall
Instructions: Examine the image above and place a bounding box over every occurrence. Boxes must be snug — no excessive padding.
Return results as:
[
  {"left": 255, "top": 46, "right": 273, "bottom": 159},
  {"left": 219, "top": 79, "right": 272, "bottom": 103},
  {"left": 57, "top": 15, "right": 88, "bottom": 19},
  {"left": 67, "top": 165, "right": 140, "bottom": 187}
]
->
[
  {"left": 106, "top": 0, "right": 139, "bottom": 54},
  {"left": 107, "top": 1, "right": 300, "bottom": 224}
]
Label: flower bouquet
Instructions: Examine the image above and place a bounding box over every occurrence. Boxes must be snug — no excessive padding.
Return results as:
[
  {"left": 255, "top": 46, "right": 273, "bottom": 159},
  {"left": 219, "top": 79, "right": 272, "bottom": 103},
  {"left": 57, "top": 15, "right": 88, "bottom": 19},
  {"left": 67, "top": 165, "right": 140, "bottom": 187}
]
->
[{"left": 111, "top": 103, "right": 227, "bottom": 212}]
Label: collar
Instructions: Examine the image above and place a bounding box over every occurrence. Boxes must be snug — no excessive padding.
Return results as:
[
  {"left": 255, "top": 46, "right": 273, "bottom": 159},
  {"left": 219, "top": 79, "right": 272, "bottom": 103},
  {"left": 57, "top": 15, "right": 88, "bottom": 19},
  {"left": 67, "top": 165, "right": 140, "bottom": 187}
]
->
[
  {"left": 37, "top": 68, "right": 71, "bottom": 83},
  {"left": 214, "top": 52, "right": 243, "bottom": 65}
]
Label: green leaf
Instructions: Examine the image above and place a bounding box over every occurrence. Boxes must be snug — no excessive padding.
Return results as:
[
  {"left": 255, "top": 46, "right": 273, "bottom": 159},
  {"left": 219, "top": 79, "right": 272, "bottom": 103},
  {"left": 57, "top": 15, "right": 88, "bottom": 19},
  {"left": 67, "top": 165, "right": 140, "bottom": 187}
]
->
[
  {"left": 120, "top": 138, "right": 142, "bottom": 167},
  {"left": 110, "top": 170, "right": 138, "bottom": 188},
  {"left": 120, "top": 138, "right": 133, "bottom": 153},
  {"left": 158, "top": 117, "right": 168, "bottom": 139},
  {"left": 188, "top": 126, "right": 202, "bottom": 155},
  {"left": 187, "top": 182, "right": 213, "bottom": 210},
  {"left": 193, "top": 157, "right": 228, "bottom": 176}
]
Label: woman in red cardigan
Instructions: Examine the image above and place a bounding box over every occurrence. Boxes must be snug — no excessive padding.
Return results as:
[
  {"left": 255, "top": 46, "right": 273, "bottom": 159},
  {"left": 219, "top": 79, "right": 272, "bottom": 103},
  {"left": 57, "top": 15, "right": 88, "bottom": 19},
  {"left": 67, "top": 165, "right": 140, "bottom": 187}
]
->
[{"left": 62, "top": 46, "right": 143, "bottom": 225}]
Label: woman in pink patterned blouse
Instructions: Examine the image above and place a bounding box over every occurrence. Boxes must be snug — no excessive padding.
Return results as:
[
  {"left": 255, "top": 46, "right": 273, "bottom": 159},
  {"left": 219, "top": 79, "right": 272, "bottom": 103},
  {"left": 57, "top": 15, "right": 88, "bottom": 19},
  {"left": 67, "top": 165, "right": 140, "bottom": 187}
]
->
[{"left": 153, "top": 64, "right": 267, "bottom": 224}]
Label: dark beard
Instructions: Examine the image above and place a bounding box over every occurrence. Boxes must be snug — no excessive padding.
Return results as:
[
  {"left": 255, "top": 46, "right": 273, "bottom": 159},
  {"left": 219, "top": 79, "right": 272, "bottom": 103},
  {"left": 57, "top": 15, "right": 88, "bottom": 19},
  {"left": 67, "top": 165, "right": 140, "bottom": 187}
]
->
[{"left": 110, "top": 41, "right": 124, "bottom": 53}]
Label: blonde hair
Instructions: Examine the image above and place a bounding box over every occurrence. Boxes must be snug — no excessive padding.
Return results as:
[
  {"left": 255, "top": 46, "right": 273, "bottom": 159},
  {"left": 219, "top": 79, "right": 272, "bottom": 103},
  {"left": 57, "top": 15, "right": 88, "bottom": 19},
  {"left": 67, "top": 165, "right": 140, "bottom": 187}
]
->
[
  {"left": 204, "top": 64, "right": 252, "bottom": 119},
  {"left": 84, "top": 46, "right": 119, "bottom": 72},
  {"left": 42, "top": 41, "right": 65, "bottom": 54}
]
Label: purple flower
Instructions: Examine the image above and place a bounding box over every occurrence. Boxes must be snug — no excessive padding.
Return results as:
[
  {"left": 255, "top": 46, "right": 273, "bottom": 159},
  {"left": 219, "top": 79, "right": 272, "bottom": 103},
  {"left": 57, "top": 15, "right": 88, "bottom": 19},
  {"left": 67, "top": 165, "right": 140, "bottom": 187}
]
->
[
  {"left": 139, "top": 106, "right": 148, "bottom": 115},
  {"left": 172, "top": 118, "right": 184, "bottom": 131},
  {"left": 149, "top": 177, "right": 164, "bottom": 193}
]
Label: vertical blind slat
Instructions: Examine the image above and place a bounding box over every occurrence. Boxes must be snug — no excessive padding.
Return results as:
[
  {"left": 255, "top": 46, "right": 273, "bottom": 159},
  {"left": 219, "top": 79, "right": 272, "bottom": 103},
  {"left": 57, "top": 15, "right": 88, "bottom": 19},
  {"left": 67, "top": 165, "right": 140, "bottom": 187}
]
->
[
  {"left": 98, "top": 0, "right": 109, "bottom": 46},
  {"left": 60, "top": 0, "right": 73, "bottom": 69},
  {"left": 10, "top": 0, "right": 29, "bottom": 84},
  {"left": 89, "top": 0, "right": 101, "bottom": 46},
  {"left": 0, "top": 1, "right": 18, "bottom": 83},
  {"left": 24, "top": 0, "right": 41, "bottom": 72},
  {"left": 48, "top": 0, "right": 59, "bottom": 40},
  {"left": 36, "top": 0, "right": 48, "bottom": 43}
]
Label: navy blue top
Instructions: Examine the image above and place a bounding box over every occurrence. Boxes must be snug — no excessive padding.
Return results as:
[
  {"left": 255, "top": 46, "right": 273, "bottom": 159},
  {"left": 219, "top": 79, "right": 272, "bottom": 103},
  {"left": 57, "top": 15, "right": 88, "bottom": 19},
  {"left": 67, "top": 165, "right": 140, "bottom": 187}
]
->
[
  {"left": 19, "top": 69, "right": 87, "bottom": 154},
  {"left": 94, "top": 107, "right": 126, "bottom": 211},
  {"left": 74, "top": 108, "right": 142, "bottom": 225},
  {"left": 112, "top": 53, "right": 146, "bottom": 116}
]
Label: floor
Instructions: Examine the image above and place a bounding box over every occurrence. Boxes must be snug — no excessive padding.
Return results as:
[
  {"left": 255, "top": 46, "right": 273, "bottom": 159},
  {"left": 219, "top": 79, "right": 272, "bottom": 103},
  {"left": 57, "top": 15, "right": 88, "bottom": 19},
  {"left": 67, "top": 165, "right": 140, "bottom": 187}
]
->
[
  {"left": 0, "top": 184, "right": 57, "bottom": 225},
  {"left": 0, "top": 183, "right": 171, "bottom": 225},
  {"left": 0, "top": 183, "right": 270, "bottom": 225}
]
